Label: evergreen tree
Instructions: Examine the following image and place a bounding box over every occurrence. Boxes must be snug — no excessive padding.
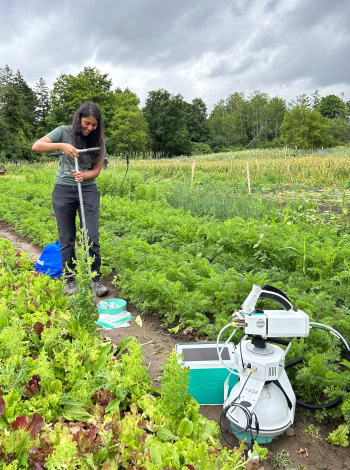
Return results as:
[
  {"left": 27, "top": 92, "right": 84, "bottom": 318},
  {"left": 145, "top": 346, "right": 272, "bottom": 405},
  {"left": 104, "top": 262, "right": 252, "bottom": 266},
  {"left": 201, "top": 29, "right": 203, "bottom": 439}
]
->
[
  {"left": 311, "top": 89, "right": 322, "bottom": 110},
  {"left": 0, "top": 65, "right": 36, "bottom": 159},
  {"left": 289, "top": 94, "right": 311, "bottom": 109},
  {"left": 0, "top": 65, "right": 15, "bottom": 105},
  {"left": 14, "top": 71, "right": 37, "bottom": 114},
  {"left": 0, "top": 116, "right": 13, "bottom": 160},
  {"left": 34, "top": 77, "right": 51, "bottom": 136}
]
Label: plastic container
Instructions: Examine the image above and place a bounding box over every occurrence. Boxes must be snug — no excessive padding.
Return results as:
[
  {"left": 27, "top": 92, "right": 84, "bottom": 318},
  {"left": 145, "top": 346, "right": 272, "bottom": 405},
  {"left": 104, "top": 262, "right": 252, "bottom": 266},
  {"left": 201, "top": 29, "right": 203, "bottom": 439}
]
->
[
  {"left": 97, "top": 298, "right": 126, "bottom": 315},
  {"left": 175, "top": 342, "right": 238, "bottom": 405},
  {"left": 96, "top": 311, "right": 133, "bottom": 329}
]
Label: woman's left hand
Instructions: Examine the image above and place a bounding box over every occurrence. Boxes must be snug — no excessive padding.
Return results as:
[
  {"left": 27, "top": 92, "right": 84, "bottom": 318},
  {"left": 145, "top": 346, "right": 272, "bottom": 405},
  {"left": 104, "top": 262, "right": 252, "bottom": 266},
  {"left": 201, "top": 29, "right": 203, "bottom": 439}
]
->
[{"left": 72, "top": 170, "right": 84, "bottom": 183}]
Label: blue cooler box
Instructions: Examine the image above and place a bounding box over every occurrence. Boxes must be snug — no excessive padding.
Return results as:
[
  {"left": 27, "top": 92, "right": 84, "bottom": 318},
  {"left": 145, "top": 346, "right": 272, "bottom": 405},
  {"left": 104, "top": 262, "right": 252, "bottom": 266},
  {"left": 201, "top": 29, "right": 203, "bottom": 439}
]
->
[{"left": 175, "top": 342, "right": 238, "bottom": 405}]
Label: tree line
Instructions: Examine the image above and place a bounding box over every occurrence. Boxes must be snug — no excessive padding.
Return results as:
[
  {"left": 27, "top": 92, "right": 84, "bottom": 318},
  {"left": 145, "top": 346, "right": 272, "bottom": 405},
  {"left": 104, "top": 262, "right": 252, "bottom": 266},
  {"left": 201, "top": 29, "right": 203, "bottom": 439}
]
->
[{"left": 0, "top": 64, "right": 349, "bottom": 162}]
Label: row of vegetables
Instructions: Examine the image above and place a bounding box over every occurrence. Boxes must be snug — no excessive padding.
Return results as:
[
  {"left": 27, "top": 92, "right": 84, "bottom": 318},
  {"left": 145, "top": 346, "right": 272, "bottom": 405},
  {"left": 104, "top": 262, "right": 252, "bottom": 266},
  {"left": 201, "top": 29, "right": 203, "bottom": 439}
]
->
[{"left": 0, "top": 238, "right": 267, "bottom": 468}]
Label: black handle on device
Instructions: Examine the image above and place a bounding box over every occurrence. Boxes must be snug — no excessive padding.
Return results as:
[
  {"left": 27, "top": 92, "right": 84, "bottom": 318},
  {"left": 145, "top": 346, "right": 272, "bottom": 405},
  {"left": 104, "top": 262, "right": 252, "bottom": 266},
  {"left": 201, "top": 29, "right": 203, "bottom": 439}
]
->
[{"left": 260, "top": 284, "right": 294, "bottom": 311}]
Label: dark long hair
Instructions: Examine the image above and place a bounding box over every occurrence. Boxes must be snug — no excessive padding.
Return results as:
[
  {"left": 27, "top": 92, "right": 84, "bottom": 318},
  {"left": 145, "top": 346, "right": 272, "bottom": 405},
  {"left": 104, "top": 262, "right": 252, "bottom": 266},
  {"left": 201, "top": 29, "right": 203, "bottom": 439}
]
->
[{"left": 71, "top": 102, "right": 105, "bottom": 167}]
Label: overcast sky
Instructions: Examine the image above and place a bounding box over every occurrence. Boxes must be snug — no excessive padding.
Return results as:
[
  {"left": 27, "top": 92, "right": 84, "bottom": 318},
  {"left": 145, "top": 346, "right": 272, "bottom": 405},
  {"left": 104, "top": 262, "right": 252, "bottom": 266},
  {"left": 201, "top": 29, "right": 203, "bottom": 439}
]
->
[{"left": 1, "top": 0, "right": 349, "bottom": 111}]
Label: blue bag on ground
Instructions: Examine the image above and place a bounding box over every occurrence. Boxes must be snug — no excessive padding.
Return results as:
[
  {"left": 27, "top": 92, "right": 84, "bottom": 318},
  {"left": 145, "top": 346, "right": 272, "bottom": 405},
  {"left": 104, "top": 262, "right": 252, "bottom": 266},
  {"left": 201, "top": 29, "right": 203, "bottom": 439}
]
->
[{"left": 35, "top": 241, "right": 63, "bottom": 278}]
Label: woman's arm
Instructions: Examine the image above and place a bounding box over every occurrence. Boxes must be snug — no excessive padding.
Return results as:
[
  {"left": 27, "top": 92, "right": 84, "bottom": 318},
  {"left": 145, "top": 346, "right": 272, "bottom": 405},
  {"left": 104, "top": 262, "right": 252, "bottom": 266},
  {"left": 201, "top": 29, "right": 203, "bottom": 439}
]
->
[
  {"left": 72, "top": 156, "right": 104, "bottom": 182},
  {"left": 32, "top": 136, "right": 79, "bottom": 158}
]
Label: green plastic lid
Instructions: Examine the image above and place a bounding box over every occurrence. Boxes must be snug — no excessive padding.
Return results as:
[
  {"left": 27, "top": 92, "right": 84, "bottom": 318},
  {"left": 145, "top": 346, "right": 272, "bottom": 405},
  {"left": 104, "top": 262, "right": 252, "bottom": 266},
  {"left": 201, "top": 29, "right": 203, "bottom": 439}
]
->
[{"left": 97, "top": 298, "right": 126, "bottom": 315}]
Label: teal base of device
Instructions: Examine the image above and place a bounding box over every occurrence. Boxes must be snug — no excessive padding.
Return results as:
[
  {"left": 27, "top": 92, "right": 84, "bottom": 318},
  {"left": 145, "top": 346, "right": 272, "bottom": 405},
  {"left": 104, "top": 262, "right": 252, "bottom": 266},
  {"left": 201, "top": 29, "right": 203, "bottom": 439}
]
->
[
  {"left": 188, "top": 368, "right": 237, "bottom": 405},
  {"left": 234, "top": 432, "right": 275, "bottom": 444}
]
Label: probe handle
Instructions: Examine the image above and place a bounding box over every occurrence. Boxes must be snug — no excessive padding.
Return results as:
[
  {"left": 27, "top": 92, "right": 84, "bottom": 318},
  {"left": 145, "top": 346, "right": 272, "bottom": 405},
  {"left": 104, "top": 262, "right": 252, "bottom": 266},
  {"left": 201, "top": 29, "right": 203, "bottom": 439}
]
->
[
  {"left": 77, "top": 147, "right": 100, "bottom": 153},
  {"left": 49, "top": 147, "right": 100, "bottom": 156}
]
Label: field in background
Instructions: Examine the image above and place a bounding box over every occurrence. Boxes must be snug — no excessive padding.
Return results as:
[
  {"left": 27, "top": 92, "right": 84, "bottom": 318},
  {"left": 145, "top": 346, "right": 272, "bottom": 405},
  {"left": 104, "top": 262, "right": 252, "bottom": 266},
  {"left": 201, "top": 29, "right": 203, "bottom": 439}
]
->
[{"left": 1, "top": 146, "right": 350, "bottom": 426}]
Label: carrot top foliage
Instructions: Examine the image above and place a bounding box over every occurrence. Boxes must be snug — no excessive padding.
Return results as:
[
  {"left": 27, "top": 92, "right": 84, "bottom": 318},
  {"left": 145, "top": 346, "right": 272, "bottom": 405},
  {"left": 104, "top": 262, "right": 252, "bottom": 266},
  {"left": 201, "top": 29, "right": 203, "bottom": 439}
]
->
[{"left": 0, "top": 151, "right": 350, "bottom": 426}]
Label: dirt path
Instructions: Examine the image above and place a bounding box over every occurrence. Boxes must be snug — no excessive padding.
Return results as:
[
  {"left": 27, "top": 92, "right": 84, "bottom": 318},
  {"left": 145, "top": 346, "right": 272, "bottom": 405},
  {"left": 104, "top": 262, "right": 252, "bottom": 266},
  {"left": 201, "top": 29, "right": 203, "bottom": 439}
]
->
[
  {"left": 1, "top": 221, "right": 349, "bottom": 470},
  {"left": 0, "top": 221, "right": 181, "bottom": 386}
]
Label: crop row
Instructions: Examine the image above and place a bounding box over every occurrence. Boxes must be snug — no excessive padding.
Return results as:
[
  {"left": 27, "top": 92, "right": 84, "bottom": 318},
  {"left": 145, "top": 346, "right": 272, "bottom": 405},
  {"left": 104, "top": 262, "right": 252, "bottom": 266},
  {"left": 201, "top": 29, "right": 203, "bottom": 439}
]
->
[
  {"left": 0, "top": 165, "right": 350, "bottom": 423},
  {"left": 0, "top": 238, "right": 265, "bottom": 468},
  {"left": 7, "top": 147, "right": 350, "bottom": 189}
]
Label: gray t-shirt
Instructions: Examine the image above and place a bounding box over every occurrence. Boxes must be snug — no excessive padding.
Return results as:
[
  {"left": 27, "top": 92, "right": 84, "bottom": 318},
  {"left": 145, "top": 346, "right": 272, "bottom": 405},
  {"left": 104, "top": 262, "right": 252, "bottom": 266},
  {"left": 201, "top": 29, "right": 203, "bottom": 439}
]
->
[{"left": 46, "top": 125, "right": 96, "bottom": 186}]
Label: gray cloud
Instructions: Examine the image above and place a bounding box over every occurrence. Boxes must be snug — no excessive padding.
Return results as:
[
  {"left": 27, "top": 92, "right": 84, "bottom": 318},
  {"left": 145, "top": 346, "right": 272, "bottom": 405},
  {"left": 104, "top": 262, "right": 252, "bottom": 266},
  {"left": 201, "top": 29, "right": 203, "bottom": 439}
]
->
[{"left": 0, "top": 0, "right": 349, "bottom": 111}]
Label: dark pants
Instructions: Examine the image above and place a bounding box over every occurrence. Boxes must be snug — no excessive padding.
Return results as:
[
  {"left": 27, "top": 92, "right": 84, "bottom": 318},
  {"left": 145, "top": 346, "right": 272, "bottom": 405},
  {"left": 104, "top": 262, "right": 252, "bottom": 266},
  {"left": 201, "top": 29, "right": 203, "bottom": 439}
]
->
[{"left": 52, "top": 184, "right": 101, "bottom": 279}]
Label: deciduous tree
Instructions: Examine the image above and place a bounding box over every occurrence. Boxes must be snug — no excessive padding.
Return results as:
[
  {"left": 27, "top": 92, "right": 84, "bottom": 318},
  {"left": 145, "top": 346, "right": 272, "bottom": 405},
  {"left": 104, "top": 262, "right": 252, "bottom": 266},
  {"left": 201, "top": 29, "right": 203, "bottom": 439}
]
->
[
  {"left": 319, "top": 94, "right": 347, "bottom": 119},
  {"left": 185, "top": 98, "right": 209, "bottom": 143},
  {"left": 47, "top": 67, "right": 116, "bottom": 130},
  {"left": 143, "top": 89, "right": 191, "bottom": 156},
  {"left": 280, "top": 105, "right": 330, "bottom": 149},
  {"left": 109, "top": 89, "right": 149, "bottom": 154},
  {"left": 207, "top": 98, "right": 241, "bottom": 149}
]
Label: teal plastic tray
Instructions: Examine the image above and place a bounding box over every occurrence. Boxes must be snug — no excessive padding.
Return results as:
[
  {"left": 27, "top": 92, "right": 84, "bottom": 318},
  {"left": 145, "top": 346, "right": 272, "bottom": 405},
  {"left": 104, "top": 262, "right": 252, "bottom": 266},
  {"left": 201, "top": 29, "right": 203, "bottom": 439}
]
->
[{"left": 97, "top": 298, "right": 126, "bottom": 315}]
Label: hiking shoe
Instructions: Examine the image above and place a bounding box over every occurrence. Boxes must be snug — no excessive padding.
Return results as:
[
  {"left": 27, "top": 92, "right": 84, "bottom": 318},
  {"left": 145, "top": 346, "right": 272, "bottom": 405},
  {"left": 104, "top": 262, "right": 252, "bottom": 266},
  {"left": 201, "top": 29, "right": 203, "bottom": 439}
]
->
[
  {"left": 65, "top": 279, "right": 78, "bottom": 295},
  {"left": 94, "top": 280, "right": 109, "bottom": 297}
]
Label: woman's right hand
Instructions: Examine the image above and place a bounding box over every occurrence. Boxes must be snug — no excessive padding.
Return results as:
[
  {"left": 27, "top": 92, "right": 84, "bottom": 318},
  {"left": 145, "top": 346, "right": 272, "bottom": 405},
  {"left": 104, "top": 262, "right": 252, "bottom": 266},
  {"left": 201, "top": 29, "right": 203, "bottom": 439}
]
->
[{"left": 61, "top": 144, "right": 79, "bottom": 158}]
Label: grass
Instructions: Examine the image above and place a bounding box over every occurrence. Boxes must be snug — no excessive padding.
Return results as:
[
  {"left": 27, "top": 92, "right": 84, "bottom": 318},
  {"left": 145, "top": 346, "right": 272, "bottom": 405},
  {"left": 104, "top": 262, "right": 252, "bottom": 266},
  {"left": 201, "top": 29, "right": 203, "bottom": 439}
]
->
[{"left": 163, "top": 180, "right": 279, "bottom": 221}]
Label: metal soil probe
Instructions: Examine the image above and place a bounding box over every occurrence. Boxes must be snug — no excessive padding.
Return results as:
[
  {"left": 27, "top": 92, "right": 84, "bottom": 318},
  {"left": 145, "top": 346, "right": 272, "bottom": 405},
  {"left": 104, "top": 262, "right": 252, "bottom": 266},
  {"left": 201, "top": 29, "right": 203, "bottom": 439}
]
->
[{"left": 75, "top": 147, "right": 99, "bottom": 288}]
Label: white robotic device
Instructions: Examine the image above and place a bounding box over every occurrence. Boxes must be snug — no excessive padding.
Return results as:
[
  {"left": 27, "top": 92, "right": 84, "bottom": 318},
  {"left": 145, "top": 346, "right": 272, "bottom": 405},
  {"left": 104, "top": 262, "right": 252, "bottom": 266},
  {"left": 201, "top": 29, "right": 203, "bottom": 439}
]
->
[{"left": 221, "top": 284, "right": 309, "bottom": 442}]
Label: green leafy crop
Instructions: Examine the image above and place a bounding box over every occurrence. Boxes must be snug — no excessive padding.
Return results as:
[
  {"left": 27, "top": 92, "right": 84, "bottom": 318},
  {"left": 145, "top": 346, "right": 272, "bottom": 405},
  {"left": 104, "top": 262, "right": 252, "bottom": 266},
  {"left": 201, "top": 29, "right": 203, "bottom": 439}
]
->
[{"left": 328, "top": 424, "right": 349, "bottom": 447}]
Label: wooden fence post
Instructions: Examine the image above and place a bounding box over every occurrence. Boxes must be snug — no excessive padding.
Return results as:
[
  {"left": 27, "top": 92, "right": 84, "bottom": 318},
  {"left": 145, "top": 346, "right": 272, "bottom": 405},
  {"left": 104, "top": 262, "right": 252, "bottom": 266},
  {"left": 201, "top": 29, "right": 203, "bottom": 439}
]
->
[
  {"left": 191, "top": 160, "right": 196, "bottom": 186},
  {"left": 246, "top": 161, "right": 251, "bottom": 194}
]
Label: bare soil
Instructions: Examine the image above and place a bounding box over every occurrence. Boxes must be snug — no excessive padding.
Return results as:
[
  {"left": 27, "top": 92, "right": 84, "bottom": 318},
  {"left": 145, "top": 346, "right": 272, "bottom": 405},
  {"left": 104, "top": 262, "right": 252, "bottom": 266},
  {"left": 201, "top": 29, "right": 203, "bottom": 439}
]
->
[{"left": 0, "top": 220, "right": 349, "bottom": 470}]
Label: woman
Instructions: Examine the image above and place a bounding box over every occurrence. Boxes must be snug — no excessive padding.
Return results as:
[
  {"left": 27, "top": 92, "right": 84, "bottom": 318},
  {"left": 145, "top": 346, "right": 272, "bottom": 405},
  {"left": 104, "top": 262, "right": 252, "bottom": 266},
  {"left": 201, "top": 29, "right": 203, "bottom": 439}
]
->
[{"left": 32, "top": 102, "right": 109, "bottom": 297}]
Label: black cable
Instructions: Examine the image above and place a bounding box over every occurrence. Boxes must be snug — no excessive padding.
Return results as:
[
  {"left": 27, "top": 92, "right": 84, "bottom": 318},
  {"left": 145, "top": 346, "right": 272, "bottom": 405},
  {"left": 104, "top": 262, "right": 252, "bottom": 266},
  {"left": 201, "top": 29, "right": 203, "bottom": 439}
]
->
[
  {"left": 100, "top": 153, "right": 129, "bottom": 213},
  {"left": 285, "top": 357, "right": 304, "bottom": 369},
  {"left": 221, "top": 402, "right": 260, "bottom": 449},
  {"left": 285, "top": 351, "right": 347, "bottom": 409},
  {"left": 239, "top": 337, "right": 248, "bottom": 371},
  {"left": 220, "top": 403, "right": 257, "bottom": 448},
  {"left": 220, "top": 371, "right": 260, "bottom": 448},
  {"left": 232, "top": 371, "right": 252, "bottom": 403},
  {"left": 296, "top": 397, "right": 342, "bottom": 410}
]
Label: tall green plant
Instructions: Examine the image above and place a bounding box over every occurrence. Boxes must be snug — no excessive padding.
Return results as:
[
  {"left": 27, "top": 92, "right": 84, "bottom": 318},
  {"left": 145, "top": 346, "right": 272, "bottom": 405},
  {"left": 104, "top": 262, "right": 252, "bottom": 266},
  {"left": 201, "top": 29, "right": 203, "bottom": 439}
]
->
[
  {"left": 68, "top": 230, "right": 98, "bottom": 335},
  {"left": 159, "top": 350, "right": 193, "bottom": 429}
]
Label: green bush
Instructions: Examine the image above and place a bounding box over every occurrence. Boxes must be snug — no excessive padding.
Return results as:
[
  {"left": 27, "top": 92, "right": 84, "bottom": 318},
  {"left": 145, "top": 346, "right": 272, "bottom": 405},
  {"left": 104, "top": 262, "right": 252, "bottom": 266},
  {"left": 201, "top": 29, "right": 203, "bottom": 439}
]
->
[{"left": 191, "top": 142, "right": 212, "bottom": 155}]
